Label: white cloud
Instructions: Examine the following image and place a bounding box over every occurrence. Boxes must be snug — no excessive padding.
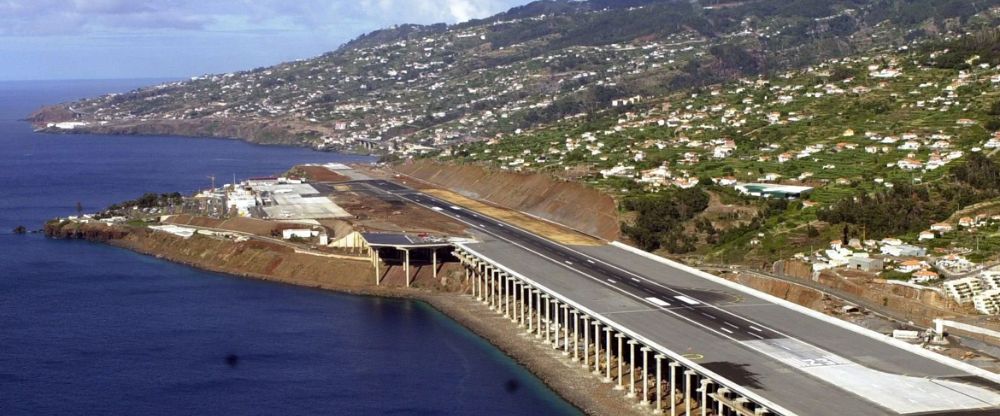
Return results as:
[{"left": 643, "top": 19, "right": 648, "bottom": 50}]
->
[{"left": 0, "top": 0, "right": 522, "bottom": 36}]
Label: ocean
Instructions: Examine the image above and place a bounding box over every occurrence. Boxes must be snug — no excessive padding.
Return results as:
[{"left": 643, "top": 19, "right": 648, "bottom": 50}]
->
[{"left": 0, "top": 79, "right": 579, "bottom": 415}]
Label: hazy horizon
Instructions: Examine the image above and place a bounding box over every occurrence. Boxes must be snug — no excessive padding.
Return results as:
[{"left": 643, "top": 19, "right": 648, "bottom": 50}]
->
[{"left": 0, "top": 0, "right": 528, "bottom": 82}]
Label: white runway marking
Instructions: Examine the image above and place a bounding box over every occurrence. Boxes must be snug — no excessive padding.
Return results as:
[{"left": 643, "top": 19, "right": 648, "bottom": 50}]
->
[
  {"left": 675, "top": 295, "right": 700, "bottom": 305},
  {"left": 645, "top": 297, "right": 671, "bottom": 307}
]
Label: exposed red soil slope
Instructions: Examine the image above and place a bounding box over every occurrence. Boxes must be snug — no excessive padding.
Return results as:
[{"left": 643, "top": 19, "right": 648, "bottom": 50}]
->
[{"left": 392, "top": 160, "right": 620, "bottom": 241}]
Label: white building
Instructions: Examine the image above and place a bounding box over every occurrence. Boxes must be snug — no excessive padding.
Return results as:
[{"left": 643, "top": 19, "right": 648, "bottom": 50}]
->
[
  {"left": 973, "top": 289, "right": 1000, "bottom": 315},
  {"left": 282, "top": 229, "right": 317, "bottom": 240},
  {"left": 944, "top": 277, "right": 984, "bottom": 304},
  {"left": 981, "top": 270, "right": 1000, "bottom": 290}
]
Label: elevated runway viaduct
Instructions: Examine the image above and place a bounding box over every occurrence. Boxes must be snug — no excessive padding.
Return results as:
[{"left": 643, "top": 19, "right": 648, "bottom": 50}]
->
[{"left": 359, "top": 178, "right": 1000, "bottom": 416}]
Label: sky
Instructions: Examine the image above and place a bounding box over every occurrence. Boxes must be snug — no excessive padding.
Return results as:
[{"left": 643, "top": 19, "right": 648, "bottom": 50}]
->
[{"left": 0, "top": 0, "right": 530, "bottom": 81}]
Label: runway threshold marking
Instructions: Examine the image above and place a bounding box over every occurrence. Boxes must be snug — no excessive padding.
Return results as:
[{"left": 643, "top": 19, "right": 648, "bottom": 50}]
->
[
  {"left": 675, "top": 295, "right": 701, "bottom": 305},
  {"left": 645, "top": 297, "right": 671, "bottom": 307}
]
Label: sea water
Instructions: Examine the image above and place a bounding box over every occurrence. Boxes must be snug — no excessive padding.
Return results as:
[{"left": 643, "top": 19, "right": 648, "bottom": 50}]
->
[{"left": 0, "top": 79, "right": 579, "bottom": 415}]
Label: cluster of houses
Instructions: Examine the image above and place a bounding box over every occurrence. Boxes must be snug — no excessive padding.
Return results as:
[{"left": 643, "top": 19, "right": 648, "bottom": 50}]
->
[
  {"left": 792, "top": 213, "right": 1000, "bottom": 315},
  {"left": 458, "top": 34, "right": 1000, "bottom": 207},
  {"left": 70, "top": 7, "right": 728, "bottom": 157}
]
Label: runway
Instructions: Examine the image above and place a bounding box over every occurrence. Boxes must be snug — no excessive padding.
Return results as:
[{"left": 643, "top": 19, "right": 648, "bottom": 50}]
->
[{"left": 361, "top": 179, "right": 1000, "bottom": 416}]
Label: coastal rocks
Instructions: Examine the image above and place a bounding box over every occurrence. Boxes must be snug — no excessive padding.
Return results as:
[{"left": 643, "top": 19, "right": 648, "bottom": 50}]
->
[
  {"left": 44, "top": 220, "right": 130, "bottom": 241},
  {"left": 29, "top": 105, "right": 313, "bottom": 147},
  {"left": 26, "top": 105, "right": 76, "bottom": 124}
]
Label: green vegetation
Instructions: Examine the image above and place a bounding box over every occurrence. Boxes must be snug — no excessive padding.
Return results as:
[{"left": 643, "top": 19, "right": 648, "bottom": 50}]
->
[
  {"left": 621, "top": 188, "right": 708, "bottom": 252},
  {"left": 107, "top": 193, "right": 183, "bottom": 211}
]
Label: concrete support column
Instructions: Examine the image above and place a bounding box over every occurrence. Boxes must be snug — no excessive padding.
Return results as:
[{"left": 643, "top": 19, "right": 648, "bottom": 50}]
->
[
  {"left": 535, "top": 291, "right": 543, "bottom": 339},
  {"left": 550, "top": 299, "right": 559, "bottom": 350},
  {"left": 582, "top": 317, "right": 591, "bottom": 370},
  {"left": 475, "top": 266, "right": 481, "bottom": 300},
  {"left": 655, "top": 355, "right": 664, "bottom": 414},
  {"left": 490, "top": 269, "right": 497, "bottom": 309},
  {"left": 700, "top": 379, "right": 711, "bottom": 416},
  {"left": 716, "top": 387, "right": 729, "bottom": 416},
  {"left": 502, "top": 273, "right": 509, "bottom": 318},
  {"left": 518, "top": 283, "right": 526, "bottom": 327},
  {"left": 510, "top": 280, "right": 524, "bottom": 327},
  {"left": 572, "top": 311, "right": 580, "bottom": 361},
  {"left": 527, "top": 289, "right": 535, "bottom": 334},
  {"left": 373, "top": 249, "right": 381, "bottom": 286},
  {"left": 509, "top": 280, "right": 517, "bottom": 323},
  {"left": 432, "top": 249, "right": 437, "bottom": 279},
  {"left": 640, "top": 347, "right": 650, "bottom": 405},
  {"left": 615, "top": 333, "right": 625, "bottom": 390},
  {"left": 403, "top": 248, "right": 410, "bottom": 287},
  {"left": 481, "top": 269, "right": 488, "bottom": 305},
  {"left": 561, "top": 305, "right": 570, "bottom": 355},
  {"left": 603, "top": 328, "right": 612, "bottom": 382},
  {"left": 591, "top": 321, "right": 601, "bottom": 375},
  {"left": 670, "top": 362, "right": 680, "bottom": 416},
  {"left": 463, "top": 266, "right": 469, "bottom": 294},
  {"left": 544, "top": 297, "right": 552, "bottom": 345},
  {"left": 685, "top": 369, "right": 695, "bottom": 416},
  {"left": 627, "top": 340, "right": 637, "bottom": 398}
]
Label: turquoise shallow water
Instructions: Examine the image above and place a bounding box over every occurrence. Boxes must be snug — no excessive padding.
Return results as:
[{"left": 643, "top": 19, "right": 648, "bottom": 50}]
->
[{"left": 0, "top": 79, "right": 580, "bottom": 416}]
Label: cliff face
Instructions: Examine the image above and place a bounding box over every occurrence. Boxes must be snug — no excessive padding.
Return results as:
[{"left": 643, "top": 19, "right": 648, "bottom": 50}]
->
[
  {"left": 45, "top": 221, "right": 130, "bottom": 240},
  {"left": 393, "top": 160, "right": 620, "bottom": 241},
  {"left": 46, "top": 221, "right": 377, "bottom": 289}
]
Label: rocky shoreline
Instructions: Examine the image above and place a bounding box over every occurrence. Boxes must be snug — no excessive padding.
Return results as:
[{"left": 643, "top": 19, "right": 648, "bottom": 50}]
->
[
  {"left": 28, "top": 105, "right": 327, "bottom": 148},
  {"left": 44, "top": 222, "right": 645, "bottom": 416}
]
